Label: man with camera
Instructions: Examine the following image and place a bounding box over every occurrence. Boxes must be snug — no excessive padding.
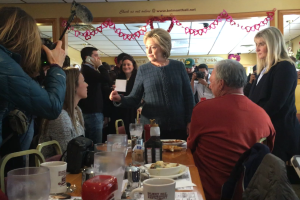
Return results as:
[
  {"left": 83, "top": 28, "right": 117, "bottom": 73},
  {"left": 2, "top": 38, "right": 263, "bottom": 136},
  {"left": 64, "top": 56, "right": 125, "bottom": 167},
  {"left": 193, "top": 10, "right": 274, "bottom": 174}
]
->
[
  {"left": 185, "top": 58, "right": 196, "bottom": 81},
  {"left": 191, "top": 64, "right": 214, "bottom": 102},
  {"left": 244, "top": 65, "right": 257, "bottom": 97},
  {"left": 78, "top": 47, "right": 112, "bottom": 144}
]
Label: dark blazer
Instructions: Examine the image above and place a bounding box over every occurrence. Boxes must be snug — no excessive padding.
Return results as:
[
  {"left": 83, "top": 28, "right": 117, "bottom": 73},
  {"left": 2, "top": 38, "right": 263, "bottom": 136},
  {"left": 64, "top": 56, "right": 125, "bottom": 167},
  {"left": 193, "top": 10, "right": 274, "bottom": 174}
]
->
[
  {"left": 117, "top": 70, "right": 138, "bottom": 138},
  {"left": 249, "top": 61, "right": 300, "bottom": 162},
  {"left": 79, "top": 64, "right": 112, "bottom": 114}
]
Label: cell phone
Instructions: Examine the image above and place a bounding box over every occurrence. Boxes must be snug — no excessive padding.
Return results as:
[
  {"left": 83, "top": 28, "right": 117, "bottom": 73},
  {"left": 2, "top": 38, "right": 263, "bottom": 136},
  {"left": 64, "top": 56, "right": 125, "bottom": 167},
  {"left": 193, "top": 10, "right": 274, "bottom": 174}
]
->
[
  {"left": 291, "top": 155, "right": 300, "bottom": 178},
  {"left": 86, "top": 56, "right": 95, "bottom": 65}
]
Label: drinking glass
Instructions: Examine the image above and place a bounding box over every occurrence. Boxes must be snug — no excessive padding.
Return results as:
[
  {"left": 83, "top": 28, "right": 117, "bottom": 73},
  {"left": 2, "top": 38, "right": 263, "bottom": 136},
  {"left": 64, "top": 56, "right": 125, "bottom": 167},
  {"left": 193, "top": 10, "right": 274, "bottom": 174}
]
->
[
  {"left": 94, "top": 152, "right": 125, "bottom": 199},
  {"left": 129, "top": 123, "right": 143, "bottom": 149},
  {"left": 94, "top": 143, "right": 107, "bottom": 152},
  {"left": 7, "top": 167, "right": 50, "bottom": 200},
  {"left": 107, "top": 134, "right": 127, "bottom": 153}
]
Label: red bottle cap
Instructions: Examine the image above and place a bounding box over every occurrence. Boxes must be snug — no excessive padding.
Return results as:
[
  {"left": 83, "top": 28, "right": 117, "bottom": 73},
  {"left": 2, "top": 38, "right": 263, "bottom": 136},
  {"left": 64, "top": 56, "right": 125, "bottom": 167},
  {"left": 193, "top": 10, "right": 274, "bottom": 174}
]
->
[
  {"left": 82, "top": 175, "right": 118, "bottom": 200},
  {"left": 200, "top": 97, "right": 207, "bottom": 102}
]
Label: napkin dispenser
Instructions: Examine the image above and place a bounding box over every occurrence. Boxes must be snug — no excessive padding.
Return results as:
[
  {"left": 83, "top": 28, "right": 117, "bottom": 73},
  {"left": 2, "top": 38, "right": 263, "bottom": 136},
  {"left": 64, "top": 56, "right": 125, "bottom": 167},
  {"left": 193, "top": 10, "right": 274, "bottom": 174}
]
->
[{"left": 82, "top": 175, "right": 118, "bottom": 200}]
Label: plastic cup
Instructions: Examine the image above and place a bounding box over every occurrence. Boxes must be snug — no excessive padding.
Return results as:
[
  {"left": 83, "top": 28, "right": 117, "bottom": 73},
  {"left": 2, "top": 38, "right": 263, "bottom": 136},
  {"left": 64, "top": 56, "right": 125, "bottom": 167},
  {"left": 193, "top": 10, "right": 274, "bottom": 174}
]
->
[
  {"left": 7, "top": 167, "right": 50, "bottom": 200},
  {"left": 94, "top": 152, "right": 125, "bottom": 199}
]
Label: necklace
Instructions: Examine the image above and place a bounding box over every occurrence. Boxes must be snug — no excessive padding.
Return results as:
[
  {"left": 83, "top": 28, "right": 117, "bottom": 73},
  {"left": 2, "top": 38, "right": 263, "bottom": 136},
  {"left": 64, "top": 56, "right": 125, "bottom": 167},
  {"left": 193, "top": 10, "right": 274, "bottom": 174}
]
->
[{"left": 152, "top": 59, "right": 169, "bottom": 67}]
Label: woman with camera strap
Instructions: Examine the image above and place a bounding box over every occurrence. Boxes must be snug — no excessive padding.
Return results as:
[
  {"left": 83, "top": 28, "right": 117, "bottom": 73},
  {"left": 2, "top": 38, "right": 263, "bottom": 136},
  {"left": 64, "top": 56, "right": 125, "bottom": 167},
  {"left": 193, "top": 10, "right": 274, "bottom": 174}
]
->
[{"left": 0, "top": 7, "right": 66, "bottom": 152}]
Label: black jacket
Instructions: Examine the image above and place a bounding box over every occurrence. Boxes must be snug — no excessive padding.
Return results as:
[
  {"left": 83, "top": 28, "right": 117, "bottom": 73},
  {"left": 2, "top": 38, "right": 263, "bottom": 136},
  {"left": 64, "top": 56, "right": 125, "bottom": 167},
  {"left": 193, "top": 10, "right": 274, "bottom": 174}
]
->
[
  {"left": 79, "top": 64, "right": 112, "bottom": 114},
  {"left": 249, "top": 61, "right": 300, "bottom": 162}
]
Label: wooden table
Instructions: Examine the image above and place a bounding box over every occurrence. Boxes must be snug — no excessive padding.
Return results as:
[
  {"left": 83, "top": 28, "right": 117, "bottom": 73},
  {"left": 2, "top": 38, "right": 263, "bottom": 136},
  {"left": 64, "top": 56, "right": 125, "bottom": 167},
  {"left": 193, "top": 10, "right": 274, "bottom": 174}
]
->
[{"left": 66, "top": 149, "right": 206, "bottom": 200}]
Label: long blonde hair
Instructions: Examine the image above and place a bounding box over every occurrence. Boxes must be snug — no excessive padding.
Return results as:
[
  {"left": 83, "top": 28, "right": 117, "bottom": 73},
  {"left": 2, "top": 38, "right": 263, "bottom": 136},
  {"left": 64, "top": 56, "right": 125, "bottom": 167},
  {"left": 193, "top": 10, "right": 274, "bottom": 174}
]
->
[
  {"left": 63, "top": 67, "right": 84, "bottom": 131},
  {"left": 0, "top": 7, "right": 42, "bottom": 77},
  {"left": 254, "top": 27, "right": 294, "bottom": 74},
  {"left": 42, "top": 68, "right": 84, "bottom": 135}
]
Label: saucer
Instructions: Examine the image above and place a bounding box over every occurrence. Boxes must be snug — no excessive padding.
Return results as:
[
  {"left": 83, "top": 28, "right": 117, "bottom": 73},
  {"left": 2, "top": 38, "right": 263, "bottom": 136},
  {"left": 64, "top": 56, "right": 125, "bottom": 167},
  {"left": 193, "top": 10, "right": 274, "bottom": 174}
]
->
[{"left": 148, "top": 166, "right": 188, "bottom": 179}]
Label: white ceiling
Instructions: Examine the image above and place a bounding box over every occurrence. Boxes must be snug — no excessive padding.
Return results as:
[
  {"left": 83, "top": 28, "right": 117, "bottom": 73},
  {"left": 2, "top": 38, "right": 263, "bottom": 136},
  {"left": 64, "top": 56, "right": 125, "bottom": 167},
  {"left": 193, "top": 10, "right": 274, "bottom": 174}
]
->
[
  {"left": 39, "top": 17, "right": 272, "bottom": 57},
  {"left": 283, "top": 15, "right": 300, "bottom": 42}
]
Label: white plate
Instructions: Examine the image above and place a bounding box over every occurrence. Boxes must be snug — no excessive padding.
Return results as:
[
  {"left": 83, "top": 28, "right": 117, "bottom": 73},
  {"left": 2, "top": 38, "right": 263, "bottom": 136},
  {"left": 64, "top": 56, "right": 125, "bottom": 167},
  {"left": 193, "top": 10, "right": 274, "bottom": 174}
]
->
[
  {"left": 148, "top": 166, "right": 188, "bottom": 179},
  {"left": 161, "top": 139, "right": 186, "bottom": 146}
]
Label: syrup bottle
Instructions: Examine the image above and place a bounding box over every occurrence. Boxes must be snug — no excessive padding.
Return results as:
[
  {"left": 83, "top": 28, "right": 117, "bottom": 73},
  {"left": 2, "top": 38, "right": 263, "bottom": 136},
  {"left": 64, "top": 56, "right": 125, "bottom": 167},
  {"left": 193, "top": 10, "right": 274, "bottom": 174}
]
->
[{"left": 144, "top": 119, "right": 162, "bottom": 164}]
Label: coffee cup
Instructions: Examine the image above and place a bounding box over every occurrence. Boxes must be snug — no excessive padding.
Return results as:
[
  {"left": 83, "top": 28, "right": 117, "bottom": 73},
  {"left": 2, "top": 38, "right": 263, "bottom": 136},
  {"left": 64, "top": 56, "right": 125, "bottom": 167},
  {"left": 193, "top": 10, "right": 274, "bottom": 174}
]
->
[
  {"left": 40, "top": 161, "right": 67, "bottom": 194},
  {"left": 129, "top": 178, "right": 175, "bottom": 200}
]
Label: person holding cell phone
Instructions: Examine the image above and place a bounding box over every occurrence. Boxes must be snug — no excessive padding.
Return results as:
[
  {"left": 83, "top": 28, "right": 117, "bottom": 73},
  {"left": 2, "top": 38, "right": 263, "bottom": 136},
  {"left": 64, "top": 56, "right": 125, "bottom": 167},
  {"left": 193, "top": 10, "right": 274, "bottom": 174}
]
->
[{"left": 78, "top": 47, "right": 112, "bottom": 144}]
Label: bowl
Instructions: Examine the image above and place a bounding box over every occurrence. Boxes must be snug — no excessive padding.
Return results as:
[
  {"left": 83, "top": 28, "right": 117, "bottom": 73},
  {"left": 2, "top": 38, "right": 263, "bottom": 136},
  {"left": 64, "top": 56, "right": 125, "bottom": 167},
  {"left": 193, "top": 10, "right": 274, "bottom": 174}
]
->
[{"left": 144, "top": 163, "right": 183, "bottom": 176}]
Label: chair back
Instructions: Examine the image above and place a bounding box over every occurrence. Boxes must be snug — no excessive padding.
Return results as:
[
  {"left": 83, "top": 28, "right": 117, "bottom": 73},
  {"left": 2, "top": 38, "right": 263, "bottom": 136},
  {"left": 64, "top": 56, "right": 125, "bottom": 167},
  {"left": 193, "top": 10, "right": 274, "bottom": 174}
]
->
[
  {"left": 36, "top": 140, "right": 62, "bottom": 166},
  {"left": 115, "top": 119, "right": 126, "bottom": 134},
  {"left": 0, "top": 150, "right": 45, "bottom": 194}
]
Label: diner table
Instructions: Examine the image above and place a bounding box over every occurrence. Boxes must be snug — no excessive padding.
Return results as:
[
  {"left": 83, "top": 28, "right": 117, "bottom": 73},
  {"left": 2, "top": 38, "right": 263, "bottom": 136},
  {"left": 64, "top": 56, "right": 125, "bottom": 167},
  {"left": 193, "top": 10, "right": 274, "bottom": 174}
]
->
[{"left": 66, "top": 148, "right": 206, "bottom": 200}]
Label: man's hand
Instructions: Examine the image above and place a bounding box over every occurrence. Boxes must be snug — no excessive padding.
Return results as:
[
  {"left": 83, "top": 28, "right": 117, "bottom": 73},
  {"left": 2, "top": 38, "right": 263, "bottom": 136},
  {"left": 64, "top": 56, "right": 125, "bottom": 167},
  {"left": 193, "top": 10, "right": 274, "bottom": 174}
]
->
[
  {"left": 104, "top": 117, "right": 109, "bottom": 126},
  {"left": 249, "top": 74, "right": 256, "bottom": 84},
  {"left": 91, "top": 57, "right": 102, "bottom": 69},
  {"left": 109, "top": 90, "right": 121, "bottom": 102},
  {"left": 198, "top": 78, "right": 208, "bottom": 86},
  {"left": 191, "top": 73, "right": 197, "bottom": 81}
]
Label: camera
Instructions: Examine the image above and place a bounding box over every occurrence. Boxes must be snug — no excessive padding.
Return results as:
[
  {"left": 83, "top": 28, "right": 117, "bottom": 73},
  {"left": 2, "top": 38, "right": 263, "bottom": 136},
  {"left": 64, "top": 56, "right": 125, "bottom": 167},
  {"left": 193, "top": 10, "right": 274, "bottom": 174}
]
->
[
  {"left": 41, "top": 38, "right": 56, "bottom": 67},
  {"left": 196, "top": 71, "right": 205, "bottom": 79},
  {"left": 66, "top": 136, "right": 94, "bottom": 174}
]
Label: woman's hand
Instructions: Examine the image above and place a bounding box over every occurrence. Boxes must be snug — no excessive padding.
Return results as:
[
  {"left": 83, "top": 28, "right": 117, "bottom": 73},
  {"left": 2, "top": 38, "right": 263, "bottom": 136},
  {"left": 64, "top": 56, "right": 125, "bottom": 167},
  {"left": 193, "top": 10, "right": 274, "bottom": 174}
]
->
[
  {"left": 42, "top": 41, "right": 66, "bottom": 67},
  {"left": 109, "top": 90, "right": 121, "bottom": 102},
  {"left": 137, "top": 107, "right": 142, "bottom": 115}
]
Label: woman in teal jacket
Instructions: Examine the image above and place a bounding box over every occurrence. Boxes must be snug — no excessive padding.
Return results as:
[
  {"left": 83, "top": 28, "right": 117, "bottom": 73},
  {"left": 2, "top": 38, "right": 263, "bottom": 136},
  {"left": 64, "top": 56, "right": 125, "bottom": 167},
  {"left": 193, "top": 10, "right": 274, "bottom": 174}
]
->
[{"left": 0, "top": 7, "right": 66, "bottom": 150}]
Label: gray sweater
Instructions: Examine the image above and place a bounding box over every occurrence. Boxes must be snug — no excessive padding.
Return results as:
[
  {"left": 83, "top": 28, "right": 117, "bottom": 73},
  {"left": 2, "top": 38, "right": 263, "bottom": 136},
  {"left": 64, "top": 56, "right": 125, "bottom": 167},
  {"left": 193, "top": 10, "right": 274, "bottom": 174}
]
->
[{"left": 118, "top": 59, "right": 195, "bottom": 130}]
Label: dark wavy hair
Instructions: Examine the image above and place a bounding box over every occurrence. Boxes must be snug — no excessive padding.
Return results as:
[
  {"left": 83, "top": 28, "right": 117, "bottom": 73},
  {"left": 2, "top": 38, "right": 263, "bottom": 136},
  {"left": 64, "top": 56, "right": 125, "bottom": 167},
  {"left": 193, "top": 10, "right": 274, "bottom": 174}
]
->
[{"left": 118, "top": 56, "right": 138, "bottom": 79}]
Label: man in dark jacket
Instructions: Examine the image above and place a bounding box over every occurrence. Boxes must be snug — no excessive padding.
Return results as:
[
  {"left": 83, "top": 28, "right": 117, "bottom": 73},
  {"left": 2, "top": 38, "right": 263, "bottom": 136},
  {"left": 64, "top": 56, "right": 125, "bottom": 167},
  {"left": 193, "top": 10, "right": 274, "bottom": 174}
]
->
[
  {"left": 244, "top": 65, "right": 257, "bottom": 97},
  {"left": 79, "top": 47, "right": 112, "bottom": 144}
]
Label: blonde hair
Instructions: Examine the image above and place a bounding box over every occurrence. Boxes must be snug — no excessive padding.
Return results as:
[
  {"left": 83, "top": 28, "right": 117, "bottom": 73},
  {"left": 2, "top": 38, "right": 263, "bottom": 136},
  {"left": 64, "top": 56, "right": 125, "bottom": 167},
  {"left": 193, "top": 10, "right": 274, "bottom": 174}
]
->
[
  {"left": 42, "top": 67, "right": 84, "bottom": 135},
  {"left": 254, "top": 27, "right": 294, "bottom": 74},
  {"left": 143, "top": 28, "right": 172, "bottom": 58},
  {"left": 0, "top": 7, "right": 42, "bottom": 77}
]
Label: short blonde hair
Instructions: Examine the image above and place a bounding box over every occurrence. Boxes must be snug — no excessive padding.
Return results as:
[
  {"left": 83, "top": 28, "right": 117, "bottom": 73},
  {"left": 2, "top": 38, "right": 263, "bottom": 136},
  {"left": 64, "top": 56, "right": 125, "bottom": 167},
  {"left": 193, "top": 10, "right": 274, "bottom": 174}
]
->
[
  {"left": 143, "top": 28, "right": 172, "bottom": 58},
  {"left": 254, "top": 27, "right": 294, "bottom": 74}
]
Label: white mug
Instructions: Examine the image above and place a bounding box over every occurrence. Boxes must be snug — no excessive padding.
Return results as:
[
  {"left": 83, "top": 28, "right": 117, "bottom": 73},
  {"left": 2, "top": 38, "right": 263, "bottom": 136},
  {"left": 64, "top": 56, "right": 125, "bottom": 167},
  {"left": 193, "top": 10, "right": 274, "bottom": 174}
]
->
[
  {"left": 129, "top": 178, "right": 175, "bottom": 200},
  {"left": 40, "top": 161, "right": 67, "bottom": 194}
]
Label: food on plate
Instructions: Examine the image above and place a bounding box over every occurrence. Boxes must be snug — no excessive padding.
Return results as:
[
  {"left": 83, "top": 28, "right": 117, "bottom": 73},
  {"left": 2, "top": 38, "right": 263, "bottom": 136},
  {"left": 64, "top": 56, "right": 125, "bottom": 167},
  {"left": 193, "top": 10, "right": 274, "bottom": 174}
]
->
[
  {"left": 150, "top": 161, "right": 179, "bottom": 169},
  {"left": 163, "top": 145, "right": 184, "bottom": 152},
  {"left": 162, "top": 139, "right": 183, "bottom": 144}
]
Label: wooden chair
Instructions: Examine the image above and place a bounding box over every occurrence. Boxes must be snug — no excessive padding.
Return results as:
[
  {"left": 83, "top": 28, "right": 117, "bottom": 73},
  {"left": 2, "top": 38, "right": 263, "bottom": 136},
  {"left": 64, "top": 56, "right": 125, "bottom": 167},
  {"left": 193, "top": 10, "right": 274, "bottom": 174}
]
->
[
  {"left": 115, "top": 119, "right": 126, "bottom": 134},
  {"left": 0, "top": 150, "right": 45, "bottom": 194},
  {"left": 36, "top": 140, "right": 62, "bottom": 166}
]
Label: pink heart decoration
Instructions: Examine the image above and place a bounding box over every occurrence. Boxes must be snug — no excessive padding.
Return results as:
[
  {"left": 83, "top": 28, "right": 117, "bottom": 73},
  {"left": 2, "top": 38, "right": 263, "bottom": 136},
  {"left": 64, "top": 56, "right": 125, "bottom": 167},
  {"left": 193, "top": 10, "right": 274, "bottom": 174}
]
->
[
  {"left": 115, "top": 28, "right": 121, "bottom": 35},
  {"left": 245, "top": 26, "right": 251, "bottom": 32}
]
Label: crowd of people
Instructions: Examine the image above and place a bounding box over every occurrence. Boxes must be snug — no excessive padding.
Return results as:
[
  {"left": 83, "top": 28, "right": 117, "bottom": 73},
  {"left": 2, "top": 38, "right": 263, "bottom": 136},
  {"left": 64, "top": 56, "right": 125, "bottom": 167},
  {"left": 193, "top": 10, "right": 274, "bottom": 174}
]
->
[{"left": 1, "top": 6, "right": 300, "bottom": 200}]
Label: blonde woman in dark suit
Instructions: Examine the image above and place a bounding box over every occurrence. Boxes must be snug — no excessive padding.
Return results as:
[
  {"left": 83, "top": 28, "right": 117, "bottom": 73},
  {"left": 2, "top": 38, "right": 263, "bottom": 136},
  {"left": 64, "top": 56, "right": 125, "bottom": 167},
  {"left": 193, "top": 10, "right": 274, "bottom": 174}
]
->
[{"left": 249, "top": 27, "right": 300, "bottom": 165}]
